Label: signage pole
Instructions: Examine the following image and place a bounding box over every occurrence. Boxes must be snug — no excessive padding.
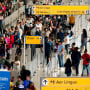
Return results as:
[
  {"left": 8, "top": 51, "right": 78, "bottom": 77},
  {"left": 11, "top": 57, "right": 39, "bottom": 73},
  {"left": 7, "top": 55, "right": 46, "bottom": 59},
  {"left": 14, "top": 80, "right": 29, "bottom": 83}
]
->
[
  {"left": 78, "top": 0, "right": 80, "bottom": 5},
  {"left": 24, "top": 36, "right": 26, "bottom": 65},
  {"left": 43, "top": 36, "right": 45, "bottom": 72}
]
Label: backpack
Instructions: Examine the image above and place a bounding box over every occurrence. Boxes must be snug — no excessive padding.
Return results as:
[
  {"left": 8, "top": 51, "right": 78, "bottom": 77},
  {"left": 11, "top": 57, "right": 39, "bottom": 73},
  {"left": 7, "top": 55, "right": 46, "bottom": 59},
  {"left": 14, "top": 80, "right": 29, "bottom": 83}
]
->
[
  {"left": 85, "top": 54, "right": 90, "bottom": 63},
  {"left": 29, "top": 82, "right": 36, "bottom": 90}
]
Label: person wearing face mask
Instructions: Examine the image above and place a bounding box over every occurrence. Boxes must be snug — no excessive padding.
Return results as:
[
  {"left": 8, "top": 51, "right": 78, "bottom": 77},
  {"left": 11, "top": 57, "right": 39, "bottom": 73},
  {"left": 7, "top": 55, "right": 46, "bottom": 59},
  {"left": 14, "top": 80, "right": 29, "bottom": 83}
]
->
[{"left": 57, "top": 16, "right": 62, "bottom": 23}]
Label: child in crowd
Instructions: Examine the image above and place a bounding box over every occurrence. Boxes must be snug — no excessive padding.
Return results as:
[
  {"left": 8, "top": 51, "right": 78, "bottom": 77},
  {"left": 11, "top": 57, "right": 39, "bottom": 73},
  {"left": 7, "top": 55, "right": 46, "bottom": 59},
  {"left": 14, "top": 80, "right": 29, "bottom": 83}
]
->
[{"left": 81, "top": 49, "right": 90, "bottom": 76}]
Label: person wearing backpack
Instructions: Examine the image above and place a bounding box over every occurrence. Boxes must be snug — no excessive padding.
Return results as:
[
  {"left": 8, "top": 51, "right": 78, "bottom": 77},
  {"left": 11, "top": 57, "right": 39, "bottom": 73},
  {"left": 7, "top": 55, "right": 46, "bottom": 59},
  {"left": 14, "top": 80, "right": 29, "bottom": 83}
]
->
[
  {"left": 71, "top": 47, "right": 81, "bottom": 76},
  {"left": 81, "top": 49, "right": 90, "bottom": 76},
  {"left": 20, "top": 65, "right": 31, "bottom": 81},
  {"left": 69, "top": 15, "right": 75, "bottom": 28},
  {"left": 64, "top": 58, "right": 72, "bottom": 77}
]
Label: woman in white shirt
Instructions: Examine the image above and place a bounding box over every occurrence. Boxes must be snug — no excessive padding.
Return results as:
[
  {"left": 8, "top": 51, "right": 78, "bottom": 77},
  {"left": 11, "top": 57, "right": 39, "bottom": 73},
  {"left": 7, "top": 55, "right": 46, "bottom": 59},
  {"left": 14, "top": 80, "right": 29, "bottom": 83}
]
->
[
  {"left": 13, "top": 56, "right": 20, "bottom": 71},
  {"left": 26, "top": 17, "right": 34, "bottom": 27}
]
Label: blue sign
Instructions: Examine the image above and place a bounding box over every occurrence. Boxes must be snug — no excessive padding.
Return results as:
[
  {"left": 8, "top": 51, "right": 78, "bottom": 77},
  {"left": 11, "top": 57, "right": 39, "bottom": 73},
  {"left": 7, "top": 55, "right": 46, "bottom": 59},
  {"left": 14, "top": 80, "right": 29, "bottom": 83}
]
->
[{"left": 0, "top": 71, "right": 10, "bottom": 90}]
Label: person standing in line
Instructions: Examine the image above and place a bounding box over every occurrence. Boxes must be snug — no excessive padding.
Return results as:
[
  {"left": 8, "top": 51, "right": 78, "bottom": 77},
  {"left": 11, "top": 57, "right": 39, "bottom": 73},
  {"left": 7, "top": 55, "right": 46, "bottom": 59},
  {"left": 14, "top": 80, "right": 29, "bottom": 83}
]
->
[
  {"left": 13, "top": 82, "right": 20, "bottom": 90},
  {"left": 69, "top": 42, "right": 75, "bottom": 54},
  {"left": 23, "top": 76, "right": 32, "bottom": 90},
  {"left": 15, "top": 44, "right": 22, "bottom": 67},
  {"left": 57, "top": 41, "right": 64, "bottom": 69},
  {"left": 81, "top": 49, "right": 90, "bottom": 76},
  {"left": 80, "top": 29, "right": 87, "bottom": 53},
  {"left": 16, "top": 76, "right": 23, "bottom": 86},
  {"left": 13, "top": 56, "right": 20, "bottom": 71},
  {"left": 63, "top": 33, "right": 70, "bottom": 54},
  {"left": 20, "top": 65, "right": 31, "bottom": 81},
  {"left": 64, "top": 58, "right": 72, "bottom": 77},
  {"left": 71, "top": 47, "right": 81, "bottom": 76}
]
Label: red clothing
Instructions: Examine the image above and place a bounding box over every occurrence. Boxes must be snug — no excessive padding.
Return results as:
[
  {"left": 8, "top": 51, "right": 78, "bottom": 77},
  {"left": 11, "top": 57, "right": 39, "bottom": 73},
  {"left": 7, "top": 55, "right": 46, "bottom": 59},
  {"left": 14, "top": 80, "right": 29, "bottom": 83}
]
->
[
  {"left": 81, "top": 53, "right": 90, "bottom": 65},
  {"left": 30, "top": 85, "right": 36, "bottom": 90},
  {"left": 6, "top": 67, "right": 11, "bottom": 70},
  {"left": 2, "top": 6, "right": 6, "bottom": 12},
  {"left": 5, "top": 37, "right": 12, "bottom": 49},
  {"left": 10, "top": 35, "right": 14, "bottom": 44}
]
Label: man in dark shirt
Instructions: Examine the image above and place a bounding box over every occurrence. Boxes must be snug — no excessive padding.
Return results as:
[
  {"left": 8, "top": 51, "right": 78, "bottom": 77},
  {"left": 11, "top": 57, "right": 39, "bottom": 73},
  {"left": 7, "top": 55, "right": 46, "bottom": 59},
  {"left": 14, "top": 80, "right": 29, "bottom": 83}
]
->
[
  {"left": 14, "top": 32, "right": 20, "bottom": 45},
  {"left": 16, "top": 44, "right": 22, "bottom": 56},
  {"left": 20, "top": 65, "right": 31, "bottom": 81},
  {"left": 15, "top": 44, "right": 22, "bottom": 67}
]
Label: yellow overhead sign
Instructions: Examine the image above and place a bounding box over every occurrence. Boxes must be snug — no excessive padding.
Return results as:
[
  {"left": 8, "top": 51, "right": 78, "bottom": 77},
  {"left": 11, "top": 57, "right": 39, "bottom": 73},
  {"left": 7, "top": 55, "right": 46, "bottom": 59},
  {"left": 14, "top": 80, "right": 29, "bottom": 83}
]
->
[
  {"left": 32, "top": 5, "right": 89, "bottom": 15},
  {"left": 26, "top": 36, "right": 41, "bottom": 44},
  {"left": 41, "top": 78, "right": 90, "bottom": 90},
  {"left": 42, "top": 87, "right": 90, "bottom": 90}
]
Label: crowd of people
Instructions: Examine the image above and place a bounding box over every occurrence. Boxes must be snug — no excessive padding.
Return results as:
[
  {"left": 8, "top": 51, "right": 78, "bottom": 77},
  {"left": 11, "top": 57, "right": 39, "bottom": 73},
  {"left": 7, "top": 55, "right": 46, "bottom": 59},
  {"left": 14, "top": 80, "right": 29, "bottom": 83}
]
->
[
  {"left": 0, "top": 0, "right": 12, "bottom": 17},
  {"left": 0, "top": 0, "right": 27, "bottom": 34},
  {"left": 10, "top": 65, "right": 36, "bottom": 90},
  {"left": 0, "top": 0, "right": 12, "bottom": 34},
  {"left": 0, "top": 0, "right": 90, "bottom": 89}
]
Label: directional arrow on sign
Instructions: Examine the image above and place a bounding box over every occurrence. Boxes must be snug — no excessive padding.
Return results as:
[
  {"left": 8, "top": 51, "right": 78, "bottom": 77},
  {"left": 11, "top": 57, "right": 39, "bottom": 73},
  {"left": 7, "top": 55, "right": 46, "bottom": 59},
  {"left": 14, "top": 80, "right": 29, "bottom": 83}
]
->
[
  {"left": 42, "top": 79, "right": 49, "bottom": 86},
  {"left": 39, "top": 36, "right": 42, "bottom": 40},
  {"left": 32, "top": 6, "right": 35, "bottom": 9}
]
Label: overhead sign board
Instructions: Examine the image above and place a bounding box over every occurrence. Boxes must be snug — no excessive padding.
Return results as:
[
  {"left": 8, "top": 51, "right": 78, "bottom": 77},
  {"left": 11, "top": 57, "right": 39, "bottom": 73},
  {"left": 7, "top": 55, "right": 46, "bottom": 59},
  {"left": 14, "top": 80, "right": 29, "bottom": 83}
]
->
[
  {"left": 41, "top": 77, "right": 90, "bottom": 90},
  {"left": 26, "top": 36, "right": 42, "bottom": 44},
  {"left": 32, "top": 5, "right": 89, "bottom": 15}
]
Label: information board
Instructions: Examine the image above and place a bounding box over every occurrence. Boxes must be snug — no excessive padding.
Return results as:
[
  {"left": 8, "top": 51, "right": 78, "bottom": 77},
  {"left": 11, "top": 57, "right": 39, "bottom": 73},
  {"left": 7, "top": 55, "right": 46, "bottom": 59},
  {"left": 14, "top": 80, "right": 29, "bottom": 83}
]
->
[
  {"left": 41, "top": 77, "right": 90, "bottom": 90},
  {"left": 0, "top": 71, "right": 10, "bottom": 90},
  {"left": 26, "top": 36, "right": 42, "bottom": 44},
  {"left": 32, "top": 5, "right": 89, "bottom": 15}
]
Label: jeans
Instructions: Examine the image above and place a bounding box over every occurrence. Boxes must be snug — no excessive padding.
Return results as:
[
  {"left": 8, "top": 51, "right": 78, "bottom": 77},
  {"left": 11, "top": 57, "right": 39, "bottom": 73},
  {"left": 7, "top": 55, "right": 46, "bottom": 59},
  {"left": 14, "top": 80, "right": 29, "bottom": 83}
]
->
[
  {"left": 80, "top": 42, "right": 87, "bottom": 53},
  {"left": 75, "top": 64, "right": 79, "bottom": 75},
  {"left": 65, "top": 44, "right": 70, "bottom": 54},
  {"left": 58, "top": 54, "right": 63, "bottom": 67},
  {"left": 82, "top": 65, "right": 89, "bottom": 75}
]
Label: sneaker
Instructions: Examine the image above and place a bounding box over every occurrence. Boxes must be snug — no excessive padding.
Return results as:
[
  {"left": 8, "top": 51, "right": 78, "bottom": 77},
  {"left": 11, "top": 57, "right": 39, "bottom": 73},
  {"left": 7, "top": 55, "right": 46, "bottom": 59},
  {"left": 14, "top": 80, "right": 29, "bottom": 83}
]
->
[
  {"left": 61, "top": 67, "right": 64, "bottom": 71},
  {"left": 81, "top": 73, "right": 83, "bottom": 76},
  {"left": 87, "top": 74, "right": 90, "bottom": 77}
]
